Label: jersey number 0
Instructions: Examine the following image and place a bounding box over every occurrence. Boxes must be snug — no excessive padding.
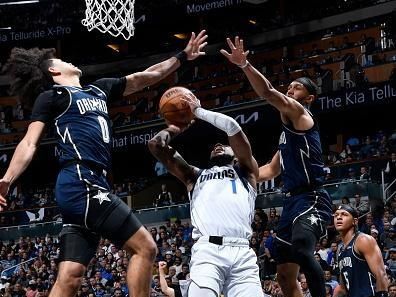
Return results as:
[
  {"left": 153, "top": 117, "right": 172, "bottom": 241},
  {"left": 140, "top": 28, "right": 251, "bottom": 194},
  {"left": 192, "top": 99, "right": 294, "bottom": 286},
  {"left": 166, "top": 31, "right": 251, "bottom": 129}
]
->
[{"left": 97, "top": 116, "right": 110, "bottom": 143}]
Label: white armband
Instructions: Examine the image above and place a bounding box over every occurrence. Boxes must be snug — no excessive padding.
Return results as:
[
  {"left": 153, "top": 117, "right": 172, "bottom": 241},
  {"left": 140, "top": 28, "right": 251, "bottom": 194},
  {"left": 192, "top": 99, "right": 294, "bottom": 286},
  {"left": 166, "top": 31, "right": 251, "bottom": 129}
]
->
[{"left": 194, "top": 107, "right": 241, "bottom": 136}]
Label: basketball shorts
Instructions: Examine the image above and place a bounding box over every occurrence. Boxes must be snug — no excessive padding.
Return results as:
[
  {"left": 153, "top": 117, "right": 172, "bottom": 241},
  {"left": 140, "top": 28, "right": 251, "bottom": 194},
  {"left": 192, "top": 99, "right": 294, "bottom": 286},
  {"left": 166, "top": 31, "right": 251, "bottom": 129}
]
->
[
  {"left": 187, "top": 236, "right": 263, "bottom": 297},
  {"left": 56, "top": 163, "right": 142, "bottom": 266},
  {"left": 275, "top": 189, "right": 332, "bottom": 264}
]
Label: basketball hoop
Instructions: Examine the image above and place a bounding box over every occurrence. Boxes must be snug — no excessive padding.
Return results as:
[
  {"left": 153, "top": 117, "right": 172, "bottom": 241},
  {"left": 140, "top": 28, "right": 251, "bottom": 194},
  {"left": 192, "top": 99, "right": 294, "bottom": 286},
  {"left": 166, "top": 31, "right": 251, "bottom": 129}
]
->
[{"left": 82, "top": 0, "right": 136, "bottom": 40}]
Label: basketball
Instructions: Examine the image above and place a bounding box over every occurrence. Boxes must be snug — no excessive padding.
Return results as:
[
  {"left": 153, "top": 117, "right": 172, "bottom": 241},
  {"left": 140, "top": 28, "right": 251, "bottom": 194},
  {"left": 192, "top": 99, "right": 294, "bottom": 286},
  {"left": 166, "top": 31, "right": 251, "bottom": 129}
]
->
[{"left": 159, "top": 87, "right": 195, "bottom": 127}]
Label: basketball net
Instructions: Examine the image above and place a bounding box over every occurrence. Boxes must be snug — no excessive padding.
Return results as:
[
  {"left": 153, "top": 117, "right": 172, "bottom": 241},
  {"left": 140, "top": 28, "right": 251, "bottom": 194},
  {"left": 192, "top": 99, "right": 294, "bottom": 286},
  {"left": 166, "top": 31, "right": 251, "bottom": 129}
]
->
[{"left": 82, "top": 0, "right": 136, "bottom": 40}]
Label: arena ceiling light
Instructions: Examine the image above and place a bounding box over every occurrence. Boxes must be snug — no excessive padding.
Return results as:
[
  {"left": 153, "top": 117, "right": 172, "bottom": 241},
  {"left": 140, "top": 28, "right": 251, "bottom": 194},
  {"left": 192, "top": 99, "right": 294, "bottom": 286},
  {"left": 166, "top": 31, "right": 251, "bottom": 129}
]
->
[
  {"left": 0, "top": 0, "right": 39, "bottom": 5},
  {"left": 173, "top": 33, "right": 189, "bottom": 40},
  {"left": 107, "top": 44, "right": 120, "bottom": 52}
]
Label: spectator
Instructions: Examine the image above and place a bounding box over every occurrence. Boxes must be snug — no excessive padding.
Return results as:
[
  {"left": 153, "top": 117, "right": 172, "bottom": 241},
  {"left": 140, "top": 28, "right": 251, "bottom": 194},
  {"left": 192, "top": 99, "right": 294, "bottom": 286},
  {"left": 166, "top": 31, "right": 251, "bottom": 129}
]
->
[
  {"left": 371, "top": 228, "right": 382, "bottom": 250},
  {"left": 157, "top": 261, "right": 182, "bottom": 297},
  {"left": 359, "top": 166, "right": 370, "bottom": 180},
  {"left": 262, "top": 275, "right": 274, "bottom": 295},
  {"left": 385, "top": 152, "right": 396, "bottom": 182},
  {"left": 155, "top": 184, "right": 173, "bottom": 207},
  {"left": 325, "top": 284, "right": 333, "bottom": 297},
  {"left": 387, "top": 248, "right": 396, "bottom": 277},
  {"left": 317, "top": 237, "right": 330, "bottom": 261},
  {"left": 150, "top": 227, "right": 160, "bottom": 242},
  {"left": 339, "top": 144, "right": 354, "bottom": 163},
  {"left": 26, "top": 280, "right": 38, "bottom": 297},
  {"left": 167, "top": 266, "right": 178, "bottom": 285},
  {"left": 80, "top": 283, "right": 91, "bottom": 297},
  {"left": 171, "top": 257, "right": 182, "bottom": 275},
  {"left": 164, "top": 251, "right": 174, "bottom": 267},
  {"left": 360, "top": 213, "right": 374, "bottom": 234},
  {"left": 263, "top": 230, "right": 277, "bottom": 277},
  {"left": 341, "top": 197, "right": 352, "bottom": 208},
  {"left": 176, "top": 264, "right": 189, "bottom": 281},
  {"left": 251, "top": 211, "right": 265, "bottom": 233},
  {"left": 112, "top": 288, "right": 124, "bottom": 297},
  {"left": 314, "top": 253, "right": 330, "bottom": 271},
  {"left": 352, "top": 194, "right": 369, "bottom": 214},
  {"left": 324, "top": 269, "right": 338, "bottom": 290},
  {"left": 389, "top": 283, "right": 396, "bottom": 297},
  {"left": 383, "top": 226, "right": 396, "bottom": 250},
  {"left": 151, "top": 275, "right": 162, "bottom": 295},
  {"left": 174, "top": 249, "right": 188, "bottom": 265},
  {"left": 11, "top": 283, "right": 26, "bottom": 297},
  {"left": 0, "top": 275, "right": 10, "bottom": 292},
  {"left": 300, "top": 277, "right": 312, "bottom": 297},
  {"left": 326, "top": 242, "right": 339, "bottom": 276}
]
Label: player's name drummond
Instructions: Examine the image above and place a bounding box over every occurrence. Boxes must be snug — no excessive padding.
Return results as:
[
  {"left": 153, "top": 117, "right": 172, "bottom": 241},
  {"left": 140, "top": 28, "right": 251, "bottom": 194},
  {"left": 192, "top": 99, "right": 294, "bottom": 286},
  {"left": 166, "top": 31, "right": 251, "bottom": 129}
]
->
[
  {"left": 76, "top": 98, "right": 108, "bottom": 115},
  {"left": 199, "top": 168, "right": 236, "bottom": 183}
]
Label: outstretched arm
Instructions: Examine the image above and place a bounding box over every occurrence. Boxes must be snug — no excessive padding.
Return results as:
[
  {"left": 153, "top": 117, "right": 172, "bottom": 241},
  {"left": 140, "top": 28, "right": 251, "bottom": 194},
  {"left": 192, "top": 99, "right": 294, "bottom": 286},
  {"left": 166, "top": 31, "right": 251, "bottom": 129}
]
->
[
  {"left": 258, "top": 151, "right": 281, "bottom": 182},
  {"left": 220, "top": 37, "right": 308, "bottom": 124},
  {"left": 158, "top": 261, "right": 175, "bottom": 297},
  {"left": 185, "top": 94, "right": 258, "bottom": 183},
  {"left": 0, "top": 121, "right": 45, "bottom": 210},
  {"left": 356, "top": 235, "right": 389, "bottom": 293},
  {"left": 148, "top": 126, "right": 199, "bottom": 191},
  {"left": 123, "top": 30, "right": 208, "bottom": 95}
]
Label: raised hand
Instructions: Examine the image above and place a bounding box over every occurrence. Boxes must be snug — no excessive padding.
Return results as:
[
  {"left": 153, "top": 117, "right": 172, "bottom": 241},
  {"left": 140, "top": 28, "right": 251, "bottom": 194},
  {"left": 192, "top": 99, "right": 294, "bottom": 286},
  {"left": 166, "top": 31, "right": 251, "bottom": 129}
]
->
[
  {"left": 0, "top": 178, "right": 9, "bottom": 211},
  {"left": 181, "top": 92, "right": 201, "bottom": 113},
  {"left": 220, "top": 36, "right": 250, "bottom": 67},
  {"left": 183, "top": 30, "right": 208, "bottom": 61},
  {"left": 158, "top": 261, "right": 167, "bottom": 272}
]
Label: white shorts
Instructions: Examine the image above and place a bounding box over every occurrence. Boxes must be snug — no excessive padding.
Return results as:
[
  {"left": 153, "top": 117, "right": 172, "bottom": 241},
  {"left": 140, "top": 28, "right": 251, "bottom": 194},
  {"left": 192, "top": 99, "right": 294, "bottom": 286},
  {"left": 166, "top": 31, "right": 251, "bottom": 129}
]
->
[{"left": 188, "top": 236, "right": 264, "bottom": 297}]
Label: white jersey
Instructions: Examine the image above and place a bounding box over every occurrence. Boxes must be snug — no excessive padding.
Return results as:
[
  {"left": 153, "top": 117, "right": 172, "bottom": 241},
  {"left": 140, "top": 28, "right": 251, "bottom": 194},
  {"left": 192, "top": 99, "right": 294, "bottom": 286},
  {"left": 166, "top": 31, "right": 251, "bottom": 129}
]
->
[{"left": 189, "top": 165, "right": 256, "bottom": 240}]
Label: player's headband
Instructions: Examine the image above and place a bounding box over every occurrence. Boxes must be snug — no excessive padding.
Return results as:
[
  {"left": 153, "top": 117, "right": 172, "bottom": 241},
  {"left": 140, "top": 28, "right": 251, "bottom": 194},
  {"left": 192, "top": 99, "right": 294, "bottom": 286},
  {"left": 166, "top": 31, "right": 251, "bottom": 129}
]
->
[
  {"left": 337, "top": 204, "right": 358, "bottom": 218},
  {"left": 294, "top": 77, "right": 318, "bottom": 96}
]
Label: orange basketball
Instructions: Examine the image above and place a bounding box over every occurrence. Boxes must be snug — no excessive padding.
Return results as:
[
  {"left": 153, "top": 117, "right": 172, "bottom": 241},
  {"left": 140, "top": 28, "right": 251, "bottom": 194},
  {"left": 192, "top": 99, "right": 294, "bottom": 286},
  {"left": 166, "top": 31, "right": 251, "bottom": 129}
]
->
[{"left": 159, "top": 87, "right": 195, "bottom": 127}]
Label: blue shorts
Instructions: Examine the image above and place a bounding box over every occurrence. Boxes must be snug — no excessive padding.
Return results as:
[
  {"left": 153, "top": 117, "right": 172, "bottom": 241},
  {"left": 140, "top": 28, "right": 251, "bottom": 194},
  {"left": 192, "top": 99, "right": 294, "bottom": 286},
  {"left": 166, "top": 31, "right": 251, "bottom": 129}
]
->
[
  {"left": 55, "top": 163, "right": 142, "bottom": 265},
  {"left": 55, "top": 163, "right": 111, "bottom": 226},
  {"left": 275, "top": 189, "right": 332, "bottom": 263}
]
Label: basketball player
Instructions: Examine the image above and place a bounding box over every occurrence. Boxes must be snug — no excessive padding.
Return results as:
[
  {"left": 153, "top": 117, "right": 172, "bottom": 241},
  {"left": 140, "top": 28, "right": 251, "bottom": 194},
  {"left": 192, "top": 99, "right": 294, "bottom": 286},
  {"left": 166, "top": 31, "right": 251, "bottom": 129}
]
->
[
  {"left": 0, "top": 30, "right": 208, "bottom": 297},
  {"left": 221, "top": 36, "right": 332, "bottom": 297},
  {"left": 333, "top": 205, "right": 388, "bottom": 297},
  {"left": 148, "top": 94, "right": 265, "bottom": 297}
]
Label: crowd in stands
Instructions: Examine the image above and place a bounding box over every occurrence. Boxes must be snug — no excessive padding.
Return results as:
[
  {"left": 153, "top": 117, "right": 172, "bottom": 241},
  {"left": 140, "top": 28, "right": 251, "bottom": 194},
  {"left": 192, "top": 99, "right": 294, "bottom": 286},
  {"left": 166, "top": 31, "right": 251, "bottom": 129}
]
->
[
  {"left": 2, "top": 190, "right": 396, "bottom": 297},
  {"left": 0, "top": 176, "right": 151, "bottom": 228},
  {"left": 0, "top": 16, "right": 394, "bottom": 145},
  {"left": 0, "top": 219, "right": 194, "bottom": 297},
  {"left": 1, "top": 125, "right": 395, "bottom": 228},
  {"left": 327, "top": 130, "right": 396, "bottom": 166}
]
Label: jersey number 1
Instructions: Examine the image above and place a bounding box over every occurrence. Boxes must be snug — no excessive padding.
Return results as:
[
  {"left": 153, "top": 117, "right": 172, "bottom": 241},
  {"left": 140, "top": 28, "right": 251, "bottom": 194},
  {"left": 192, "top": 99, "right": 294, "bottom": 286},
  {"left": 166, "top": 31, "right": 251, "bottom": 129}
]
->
[
  {"left": 230, "top": 180, "right": 237, "bottom": 194},
  {"left": 97, "top": 116, "right": 110, "bottom": 143}
]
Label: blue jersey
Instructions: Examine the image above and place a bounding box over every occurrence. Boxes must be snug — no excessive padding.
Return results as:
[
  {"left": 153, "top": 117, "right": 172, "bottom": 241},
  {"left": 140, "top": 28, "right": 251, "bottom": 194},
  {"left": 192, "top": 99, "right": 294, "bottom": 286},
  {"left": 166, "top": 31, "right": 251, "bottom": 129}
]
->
[
  {"left": 278, "top": 113, "right": 325, "bottom": 192},
  {"left": 31, "top": 78, "right": 125, "bottom": 170},
  {"left": 54, "top": 84, "right": 111, "bottom": 169},
  {"left": 338, "top": 232, "right": 376, "bottom": 297}
]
